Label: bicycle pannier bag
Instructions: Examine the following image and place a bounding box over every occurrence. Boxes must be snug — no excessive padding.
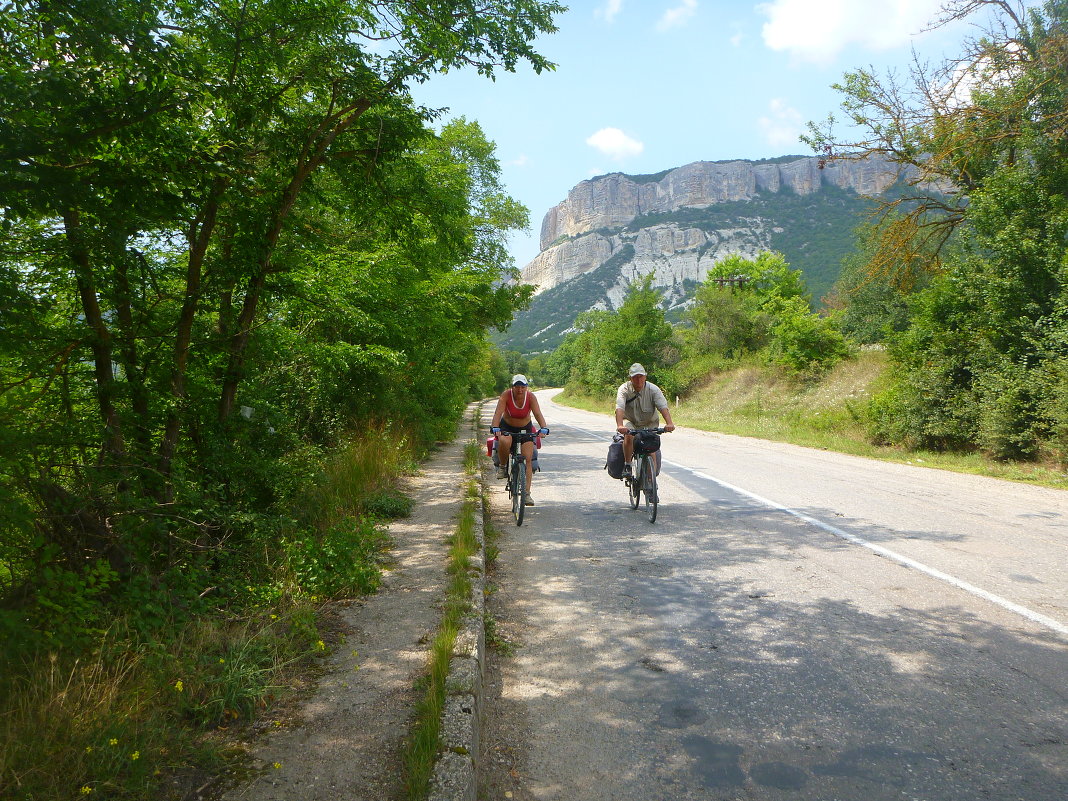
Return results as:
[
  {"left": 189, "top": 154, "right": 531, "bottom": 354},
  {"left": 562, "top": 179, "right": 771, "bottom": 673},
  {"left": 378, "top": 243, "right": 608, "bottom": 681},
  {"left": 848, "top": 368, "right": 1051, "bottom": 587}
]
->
[
  {"left": 633, "top": 430, "right": 661, "bottom": 454},
  {"left": 605, "top": 434, "right": 625, "bottom": 479}
]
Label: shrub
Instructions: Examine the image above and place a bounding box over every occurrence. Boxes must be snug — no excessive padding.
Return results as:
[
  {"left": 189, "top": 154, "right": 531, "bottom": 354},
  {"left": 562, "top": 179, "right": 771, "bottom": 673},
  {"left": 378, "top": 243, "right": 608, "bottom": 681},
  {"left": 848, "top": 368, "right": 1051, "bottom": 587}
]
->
[
  {"left": 361, "top": 488, "right": 414, "bottom": 519},
  {"left": 975, "top": 363, "right": 1045, "bottom": 460},
  {"left": 764, "top": 296, "right": 854, "bottom": 376},
  {"left": 284, "top": 518, "right": 388, "bottom": 598}
]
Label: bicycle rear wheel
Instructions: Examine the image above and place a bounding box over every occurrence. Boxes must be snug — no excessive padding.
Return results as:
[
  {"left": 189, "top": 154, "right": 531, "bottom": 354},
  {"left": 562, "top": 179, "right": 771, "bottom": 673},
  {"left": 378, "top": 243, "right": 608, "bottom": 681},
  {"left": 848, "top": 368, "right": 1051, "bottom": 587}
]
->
[{"left": 512, "top": 460, "right": 526, "bottom": 526}]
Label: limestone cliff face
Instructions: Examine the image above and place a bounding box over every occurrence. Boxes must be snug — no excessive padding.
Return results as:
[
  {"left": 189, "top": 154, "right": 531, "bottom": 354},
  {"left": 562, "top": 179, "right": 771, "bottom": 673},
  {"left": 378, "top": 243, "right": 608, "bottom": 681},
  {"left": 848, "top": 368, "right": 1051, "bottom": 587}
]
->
[
  {"left": 526, "top": 154, "right": 901, "bottom": 293},
  {"left": 524, "top": 217, "right": 774, "bottom": 315}
]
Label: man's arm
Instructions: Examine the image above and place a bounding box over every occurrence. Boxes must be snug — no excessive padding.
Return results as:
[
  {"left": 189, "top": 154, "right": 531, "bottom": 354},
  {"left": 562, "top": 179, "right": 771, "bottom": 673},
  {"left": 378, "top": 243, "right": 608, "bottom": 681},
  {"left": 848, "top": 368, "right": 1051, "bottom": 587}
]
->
[
  {"left": 657, "top": 405, "right": 676, "bottom": 432},
  {"left": 652, "top": 384, "right": 675, "bottom": 431}
]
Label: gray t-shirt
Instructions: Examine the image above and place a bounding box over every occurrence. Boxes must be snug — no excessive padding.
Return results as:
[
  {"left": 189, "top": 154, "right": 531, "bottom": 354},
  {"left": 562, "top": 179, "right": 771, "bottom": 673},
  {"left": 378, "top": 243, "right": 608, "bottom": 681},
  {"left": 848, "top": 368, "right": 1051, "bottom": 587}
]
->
[{"left": 616, "top": 380, "right": 669, "bottom": 428}]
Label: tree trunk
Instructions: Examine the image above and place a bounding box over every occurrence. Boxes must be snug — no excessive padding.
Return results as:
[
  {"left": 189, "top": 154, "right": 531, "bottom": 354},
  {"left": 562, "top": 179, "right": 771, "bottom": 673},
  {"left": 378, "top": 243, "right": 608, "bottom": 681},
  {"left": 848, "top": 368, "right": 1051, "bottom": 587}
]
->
[
  {"left": 158, "top": 179, "right": 227, "bottom": 486},
  {"left": 62, "top": 209, "right": 126, "bottom": 462},
  {"left": 112, "top": 251, "right": 153, "bottom": 462},
  {"left": 217, "top": 101, "right": 372, "bottom": 421}
]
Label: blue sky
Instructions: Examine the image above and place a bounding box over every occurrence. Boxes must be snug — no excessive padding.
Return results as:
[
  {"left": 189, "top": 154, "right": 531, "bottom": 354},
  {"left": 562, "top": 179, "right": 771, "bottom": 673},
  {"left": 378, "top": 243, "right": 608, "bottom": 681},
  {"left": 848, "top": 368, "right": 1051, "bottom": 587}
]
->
[{"left": 409, "top": 0, "right": 999, "bottom": 271}]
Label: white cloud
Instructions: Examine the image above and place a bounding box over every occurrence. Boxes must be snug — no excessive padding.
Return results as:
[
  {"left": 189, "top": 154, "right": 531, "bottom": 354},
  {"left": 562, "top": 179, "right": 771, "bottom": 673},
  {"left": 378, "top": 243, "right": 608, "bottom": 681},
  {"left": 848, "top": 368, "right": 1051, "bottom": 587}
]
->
[
  {"left": 657, "top": 0, "right": 698, "bottom": 31},
  {"left": 758, "top": 98, "right": 804, "bottom": 148},
  {"left": 586, "top": 127, "right": 645, "bottom": 160},
  {"left": 596, "top": 0, "right": 623, "bottom": 23},
  {"left": 730, "top": 31, "right": 744, "bottom": 47},
  {"left": 759, "top": 0, "right": 944, "bottom": 64},
  {"left": 937, "top": 41, "right": 1024, "bottom": 109},
  {"left": 507, "top": 154, "right": 529, "bottom": 168}
]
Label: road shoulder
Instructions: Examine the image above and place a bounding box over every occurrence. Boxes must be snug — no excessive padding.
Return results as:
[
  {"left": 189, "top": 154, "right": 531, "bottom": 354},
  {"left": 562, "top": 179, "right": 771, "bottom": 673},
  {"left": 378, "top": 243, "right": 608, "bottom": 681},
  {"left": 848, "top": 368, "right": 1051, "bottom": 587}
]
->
[{"left": 217, "top": 409, "right": 482, "bottom": 801}]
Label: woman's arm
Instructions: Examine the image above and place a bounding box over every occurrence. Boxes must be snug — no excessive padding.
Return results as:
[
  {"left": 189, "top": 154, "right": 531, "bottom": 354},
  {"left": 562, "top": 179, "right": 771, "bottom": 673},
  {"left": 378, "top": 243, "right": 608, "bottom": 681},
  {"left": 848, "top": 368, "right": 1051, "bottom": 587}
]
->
[
  {"left": 530, "top": 395, "right": 548, "bottom": 433},
  {"left": 490, "top": 392, "right": 507, "bottom": 428}
]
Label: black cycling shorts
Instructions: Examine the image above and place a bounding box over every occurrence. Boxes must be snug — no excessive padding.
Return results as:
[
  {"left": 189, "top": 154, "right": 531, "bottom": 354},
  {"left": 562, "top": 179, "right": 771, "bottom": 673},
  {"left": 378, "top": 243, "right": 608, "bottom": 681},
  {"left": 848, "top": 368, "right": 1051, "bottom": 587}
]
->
[{"left": 499, "top": 421, "right": 534, "bottom": 435}]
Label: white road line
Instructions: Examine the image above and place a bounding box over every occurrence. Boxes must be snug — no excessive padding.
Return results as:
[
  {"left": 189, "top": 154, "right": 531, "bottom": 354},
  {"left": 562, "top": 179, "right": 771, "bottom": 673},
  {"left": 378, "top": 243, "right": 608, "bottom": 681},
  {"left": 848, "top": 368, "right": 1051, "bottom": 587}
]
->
[{"left": 560, "top": 421, "right": 1068, "bottom": 639}]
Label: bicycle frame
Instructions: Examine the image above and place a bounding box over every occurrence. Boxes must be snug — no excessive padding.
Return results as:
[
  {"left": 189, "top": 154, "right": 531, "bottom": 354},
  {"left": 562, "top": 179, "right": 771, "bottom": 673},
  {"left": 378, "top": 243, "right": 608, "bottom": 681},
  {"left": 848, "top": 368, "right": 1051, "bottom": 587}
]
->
[
  {"left": 498, "top": 430, "right": 540, "bottom": 526},
  {"left": 624, "top": 427, "right": 665, "bottom": 523}
]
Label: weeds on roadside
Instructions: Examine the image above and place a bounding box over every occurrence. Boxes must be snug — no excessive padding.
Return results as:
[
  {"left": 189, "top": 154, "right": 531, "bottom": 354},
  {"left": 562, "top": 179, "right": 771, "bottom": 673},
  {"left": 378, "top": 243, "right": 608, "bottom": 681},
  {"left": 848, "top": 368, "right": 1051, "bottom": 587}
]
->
[
  {"left": 403, "top": 495, "right": 479, "bottom": 799},
  {"left": 484, "top": 613, "right": 517, "bottom": 657},
  {"left": 0, "top": 604, "right": 320, "bottom": 801},
  {"left": 403, "top": 430, "right": 485, "bottom": 800},
  {"left": 0, "top": 424, "right": 412, "bottom": 800},
  {"left": 463, "top": 438, "right": 481, "bottom": 473}
]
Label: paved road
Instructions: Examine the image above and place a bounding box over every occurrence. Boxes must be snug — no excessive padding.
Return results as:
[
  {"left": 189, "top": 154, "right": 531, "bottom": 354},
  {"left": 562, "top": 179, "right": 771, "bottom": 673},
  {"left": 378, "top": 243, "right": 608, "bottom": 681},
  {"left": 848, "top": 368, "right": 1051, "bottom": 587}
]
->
[{"left": 478, "top": 390, "right": 1068, "bottom": 801}]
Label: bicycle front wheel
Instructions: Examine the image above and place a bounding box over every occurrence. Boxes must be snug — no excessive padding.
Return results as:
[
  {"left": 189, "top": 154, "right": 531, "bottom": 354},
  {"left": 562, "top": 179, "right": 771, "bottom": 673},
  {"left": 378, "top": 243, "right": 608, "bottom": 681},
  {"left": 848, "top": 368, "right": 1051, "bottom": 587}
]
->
[
  {"left": 628, "top": 460, "right": 641, "bottom": 510},
  {"left": 644, "top": 463, "right": 658, "bottom": 523},
  {"left": 512, "top": 463, "right": 526, "bottom": 526}
]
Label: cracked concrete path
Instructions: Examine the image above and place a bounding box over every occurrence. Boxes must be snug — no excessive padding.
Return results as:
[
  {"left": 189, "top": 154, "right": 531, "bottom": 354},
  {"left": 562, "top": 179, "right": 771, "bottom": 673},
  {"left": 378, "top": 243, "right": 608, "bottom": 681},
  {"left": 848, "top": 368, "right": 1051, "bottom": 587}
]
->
[{"left": 217, "top": 415, "right": 473, "bottom": 801}]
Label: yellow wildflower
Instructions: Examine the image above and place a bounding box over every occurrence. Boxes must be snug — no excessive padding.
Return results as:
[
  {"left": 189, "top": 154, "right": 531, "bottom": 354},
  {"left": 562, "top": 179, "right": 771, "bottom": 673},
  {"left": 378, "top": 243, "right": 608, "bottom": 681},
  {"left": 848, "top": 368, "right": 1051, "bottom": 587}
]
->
[
  {"left": 108, "top": 738, "right": 118, "bottom": 746},
  {"left": 130, "top": 751, "right": 140, "bottom": 761},
  {"left": 273, "top": 762, "right": 282, "bottom": 769},
  {"left": 174, "top": 680, "right": 184, "bottom": 692},
  {"left": 79, "top": 786, "right": 93, "bottom": 795}
]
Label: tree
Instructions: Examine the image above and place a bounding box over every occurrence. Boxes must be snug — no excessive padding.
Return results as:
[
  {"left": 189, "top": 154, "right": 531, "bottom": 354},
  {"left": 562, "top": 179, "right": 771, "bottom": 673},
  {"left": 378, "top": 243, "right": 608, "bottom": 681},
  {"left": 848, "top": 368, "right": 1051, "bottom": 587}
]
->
[
  {"left": 685, "top": 252, "right": 851, "bottom": 375},
  {"left": 551, "top": 274, "right": 678, "bottom": 396},
  {"left": 802, "top": 0, "right": 1065, "bottom": 285},
  {"left": 829, "top": 220, "right": 931, "bottom": 344},
  {"left": 0, "top": 1, "right": 561, "bottom": 581},
  {"left": 814, "top": 0, "right": 1068, "bottom": 460}
]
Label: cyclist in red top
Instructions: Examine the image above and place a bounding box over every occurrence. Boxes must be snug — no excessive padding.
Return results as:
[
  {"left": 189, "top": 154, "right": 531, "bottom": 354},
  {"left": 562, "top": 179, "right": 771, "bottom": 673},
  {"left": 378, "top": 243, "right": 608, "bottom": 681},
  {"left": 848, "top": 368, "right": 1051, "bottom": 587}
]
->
[{"left": 490, "top": 374, "right": 549, "bottom": 505}]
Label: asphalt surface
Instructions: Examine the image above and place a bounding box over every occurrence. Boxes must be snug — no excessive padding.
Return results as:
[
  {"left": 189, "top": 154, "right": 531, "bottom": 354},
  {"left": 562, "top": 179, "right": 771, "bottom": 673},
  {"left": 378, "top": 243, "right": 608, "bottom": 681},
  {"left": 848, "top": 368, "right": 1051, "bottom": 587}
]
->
[{"left": 478, "top": 390, "right": 1068, "bottom": 801}]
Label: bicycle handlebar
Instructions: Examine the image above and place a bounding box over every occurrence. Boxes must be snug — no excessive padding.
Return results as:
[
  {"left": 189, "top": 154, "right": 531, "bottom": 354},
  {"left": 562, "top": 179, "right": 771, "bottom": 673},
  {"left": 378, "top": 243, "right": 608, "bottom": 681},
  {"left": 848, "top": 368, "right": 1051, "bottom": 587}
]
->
[
  {"left": 505, "top": 430, "right": 541, "bottom": 442},
  {"left": 491, "top": 427, "right": 548, "bottom": 437}
]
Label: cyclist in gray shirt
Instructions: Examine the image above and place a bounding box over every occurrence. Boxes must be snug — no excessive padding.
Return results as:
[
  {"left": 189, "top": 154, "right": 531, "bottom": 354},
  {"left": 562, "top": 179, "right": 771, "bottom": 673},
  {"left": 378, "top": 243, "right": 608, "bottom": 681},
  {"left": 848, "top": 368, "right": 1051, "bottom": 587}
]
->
[{"left": 615, "top": 362, "right": 675, "bottom": 477}]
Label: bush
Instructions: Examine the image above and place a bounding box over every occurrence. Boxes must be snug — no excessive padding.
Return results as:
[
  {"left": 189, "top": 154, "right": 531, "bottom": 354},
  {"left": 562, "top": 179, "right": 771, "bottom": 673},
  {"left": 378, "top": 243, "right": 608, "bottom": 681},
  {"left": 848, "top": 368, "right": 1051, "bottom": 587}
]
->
[
  {"left": 765, "top": 296, "right": 854, "bottom": 376},
  {"left": 361, "top": 488, "right": 414, "bottom": 519},
  {"left": 284, "top": 518, "right": 389, "bottom": 598},
  {"left": 975, "top": 363, "right": 1045, "bottom": 460},
  {"left": 1046, "top": 360, "right": 1068, "bottom": 466}
]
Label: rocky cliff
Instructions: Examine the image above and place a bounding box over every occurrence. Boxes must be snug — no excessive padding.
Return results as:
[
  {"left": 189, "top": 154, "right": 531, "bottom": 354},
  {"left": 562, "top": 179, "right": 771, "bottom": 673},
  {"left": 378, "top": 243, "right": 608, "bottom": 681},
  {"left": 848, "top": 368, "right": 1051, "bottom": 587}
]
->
[
  {"left": 496, "top": 154, "right": 908, "bottom": 355},
  {"left": 523, "top": 154, "right": 903, "bottom": 293}
]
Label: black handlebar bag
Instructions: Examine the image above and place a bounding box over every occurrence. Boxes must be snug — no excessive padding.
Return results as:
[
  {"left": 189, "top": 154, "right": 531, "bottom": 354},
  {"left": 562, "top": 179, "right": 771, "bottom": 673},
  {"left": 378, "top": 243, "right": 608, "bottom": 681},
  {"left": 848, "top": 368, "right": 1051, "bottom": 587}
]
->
[{"left": 632, "top": 430, "right": 661, "bottom": 454}]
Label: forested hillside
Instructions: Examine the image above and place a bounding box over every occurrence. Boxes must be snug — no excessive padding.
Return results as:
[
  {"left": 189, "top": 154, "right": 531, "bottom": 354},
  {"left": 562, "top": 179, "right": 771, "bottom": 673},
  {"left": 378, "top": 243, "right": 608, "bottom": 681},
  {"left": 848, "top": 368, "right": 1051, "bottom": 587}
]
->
[{"left": 496, "top": 184, "right": 878, "bottom": 354}]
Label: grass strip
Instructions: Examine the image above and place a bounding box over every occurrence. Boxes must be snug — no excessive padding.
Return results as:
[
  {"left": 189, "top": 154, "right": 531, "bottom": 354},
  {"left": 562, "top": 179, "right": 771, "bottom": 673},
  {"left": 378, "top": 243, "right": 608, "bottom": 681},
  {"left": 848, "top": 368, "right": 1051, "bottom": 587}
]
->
[{"left": 403, "top": 438, "right": 483, "bottom": 800}]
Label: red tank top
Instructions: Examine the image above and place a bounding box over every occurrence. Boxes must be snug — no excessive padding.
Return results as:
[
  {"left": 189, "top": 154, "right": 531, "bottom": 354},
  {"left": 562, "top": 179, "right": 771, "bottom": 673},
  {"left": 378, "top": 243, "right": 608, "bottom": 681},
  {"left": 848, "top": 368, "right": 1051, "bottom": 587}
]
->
[{"left": 504, "top": 388, "right": 531, "bottom": 419}]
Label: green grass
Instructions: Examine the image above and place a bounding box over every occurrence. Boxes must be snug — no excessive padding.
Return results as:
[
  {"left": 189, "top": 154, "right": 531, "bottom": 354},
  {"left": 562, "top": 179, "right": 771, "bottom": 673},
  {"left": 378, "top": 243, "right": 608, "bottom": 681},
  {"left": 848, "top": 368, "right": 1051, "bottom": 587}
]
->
[
  {"left": 0, "top": 607, "right": 320, "bottom": 801},
  {"left": 303, "top": 423, "right": 416, "bottom": 530},
  {"left": 556, "top": 350, "right": 1068, "bottom": 490}
]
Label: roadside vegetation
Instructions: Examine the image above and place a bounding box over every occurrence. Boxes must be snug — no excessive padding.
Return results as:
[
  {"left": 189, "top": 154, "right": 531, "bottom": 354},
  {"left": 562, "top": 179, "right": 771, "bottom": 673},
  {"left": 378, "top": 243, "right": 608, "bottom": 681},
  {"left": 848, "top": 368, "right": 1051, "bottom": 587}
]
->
[
  {"left": 0, "top": 2, "right": 563, "bottom": 798},
  {"left": 555, "top": 349, "right": 1068, "bottom": 491}
]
